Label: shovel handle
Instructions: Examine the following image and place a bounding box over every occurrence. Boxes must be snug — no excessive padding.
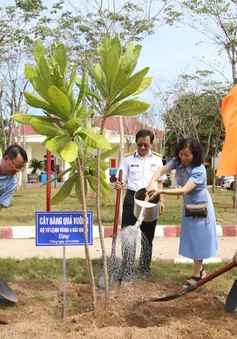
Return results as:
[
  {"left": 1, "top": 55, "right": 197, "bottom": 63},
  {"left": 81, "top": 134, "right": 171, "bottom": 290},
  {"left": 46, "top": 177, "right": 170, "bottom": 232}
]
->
[
  {"left": 112, "top": 169, "right": 123, "bottom": 240},
  {"left": 197, "top": 261, "right": 237, "bottom": 287}
]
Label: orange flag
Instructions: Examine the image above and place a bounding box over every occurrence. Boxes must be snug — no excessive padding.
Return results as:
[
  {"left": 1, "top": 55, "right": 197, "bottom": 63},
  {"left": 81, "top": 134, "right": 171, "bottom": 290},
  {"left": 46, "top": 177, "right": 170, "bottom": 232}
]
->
[{"left": 217, "top": 85, "right": 237, "bottom": 175}]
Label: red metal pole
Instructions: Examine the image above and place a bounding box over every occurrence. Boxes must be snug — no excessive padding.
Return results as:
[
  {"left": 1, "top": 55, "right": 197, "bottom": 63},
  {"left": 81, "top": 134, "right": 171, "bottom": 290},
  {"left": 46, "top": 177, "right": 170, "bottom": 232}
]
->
[
  {"left": 54, "top": 156, "right": 56, "bottom": 188},
  {"left": 46, "top": 150, "right": 51, "bottom": 212}
]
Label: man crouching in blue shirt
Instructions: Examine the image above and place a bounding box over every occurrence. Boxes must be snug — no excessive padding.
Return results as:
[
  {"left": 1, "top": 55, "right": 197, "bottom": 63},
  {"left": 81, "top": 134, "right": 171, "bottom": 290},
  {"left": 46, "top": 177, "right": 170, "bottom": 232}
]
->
[{"left": 0, "top": 144, "right": 28, "bottom": 211}]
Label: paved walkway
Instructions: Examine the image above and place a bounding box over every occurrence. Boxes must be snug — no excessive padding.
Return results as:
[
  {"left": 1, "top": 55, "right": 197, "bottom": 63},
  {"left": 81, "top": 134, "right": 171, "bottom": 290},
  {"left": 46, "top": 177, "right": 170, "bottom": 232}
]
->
[{"left": 0, "top": 236, "right": 236, "bottom": 263}]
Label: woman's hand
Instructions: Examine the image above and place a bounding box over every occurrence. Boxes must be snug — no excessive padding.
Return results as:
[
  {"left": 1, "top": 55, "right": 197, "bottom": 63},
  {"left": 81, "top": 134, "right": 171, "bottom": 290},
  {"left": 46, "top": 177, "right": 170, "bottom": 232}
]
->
[
  {"left": 147, "top": 188, "right": 163, "bottom": 201},
  {"left": 159, "top": 201, "right": 165, "bottom": 215},
  {"left": 146, "top": 183, "right": 155, "bottom": 193}
]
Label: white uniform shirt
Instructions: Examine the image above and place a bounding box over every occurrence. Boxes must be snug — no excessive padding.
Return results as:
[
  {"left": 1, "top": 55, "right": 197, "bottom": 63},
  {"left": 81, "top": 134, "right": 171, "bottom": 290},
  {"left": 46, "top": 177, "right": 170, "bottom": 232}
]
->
[{"left": 117, "top": 150, "right": 166, "bottom": 192}]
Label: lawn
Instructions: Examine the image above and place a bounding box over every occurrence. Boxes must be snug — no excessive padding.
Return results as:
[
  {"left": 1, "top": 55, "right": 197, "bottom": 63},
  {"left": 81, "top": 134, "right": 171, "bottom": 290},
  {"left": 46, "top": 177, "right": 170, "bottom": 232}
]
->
[
  {"left": 0, "top": 257, "right": 235, "bottom": 294},
  {"left": 0, "top": 184, "right": 235, "bottom": 226}
]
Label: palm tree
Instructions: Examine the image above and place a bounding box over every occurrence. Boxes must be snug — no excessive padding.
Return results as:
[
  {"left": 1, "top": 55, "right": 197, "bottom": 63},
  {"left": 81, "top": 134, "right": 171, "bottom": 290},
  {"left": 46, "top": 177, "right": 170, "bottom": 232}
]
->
[{"left": 28, "top": 159, "right": 44, "bottom": 174}]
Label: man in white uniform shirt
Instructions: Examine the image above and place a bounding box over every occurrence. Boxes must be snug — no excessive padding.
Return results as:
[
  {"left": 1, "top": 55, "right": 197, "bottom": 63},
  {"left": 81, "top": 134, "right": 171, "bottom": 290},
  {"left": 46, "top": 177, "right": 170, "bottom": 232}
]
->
[{"left": 115, "top": 129, "right": 166, "bottom": 282}]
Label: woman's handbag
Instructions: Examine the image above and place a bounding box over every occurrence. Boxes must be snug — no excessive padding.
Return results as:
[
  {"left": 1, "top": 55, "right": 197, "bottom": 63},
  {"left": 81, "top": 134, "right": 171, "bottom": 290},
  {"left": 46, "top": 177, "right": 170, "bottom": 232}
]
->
[
  {"left": 185, "top": 204, "right": 207, "bottom": 217},
  {"left": 180, "top": 169, "right": 208, "bottom": 218}
]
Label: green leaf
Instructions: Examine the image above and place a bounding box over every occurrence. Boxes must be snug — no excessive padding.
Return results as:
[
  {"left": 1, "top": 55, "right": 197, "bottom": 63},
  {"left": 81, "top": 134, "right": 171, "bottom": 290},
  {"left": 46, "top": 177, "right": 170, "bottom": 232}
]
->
[
  {"left": 87, "top": 146, "right": 119, "bottom": 167},
  {"left": 100, "top": 146, "right": 119, "bottom": 160},
  {"left": 34, "top": 40, "right": 45, "bottom": 66},
  {"left": 76, "top": 78, "right": 101, "bottom": 101},
  {"left": 79, "top": 129, "right": 112, "bottom": 150},
  {"left": 76, "top": 105, "right": 93, "bottom": 119},
  {"left": 39, "top": 56, "right": 53, "bottom": 85},
  {"left": 107, "top": 67, "right": 128, "bottom": 103},
  {"left": 112, "top": 68, "right": 149, "bottom": 104},
  {"left": 32, "top": 76, "right": 50, "bottom": 102},
  {"left": 121, "top": 43, "right": 141, "bottom": 76},
  {"left": 48, "top": 85, "right": 71, "bottom": 121},
  {"left": 24, "top": 92, "right": 51, "bottom": 111},
  {"left": 45, "top": 135, "right": 71, "bottom": 153},
  {"left": 12, "top": 113, "right": 60, "bottom": 125},
  {"left": 74, "top": 176, "right": 87, "bottom": 203},
  {"left": 67, "top": 64, "right": 77, "bottom": 97},
  {"left": 75, "top": 71, "right": 88, "bottom": 110},
  {"left": 87, "top": 176, "right": 96, "bottom": 192},
  {"left": 51, "top": 174, "right": 76, "bottom": 205},
  {"left": 98, "top": 37, "right": 122, "bottom": 95},
  {"left": 52, "top": 44, "right": 67, "bottom": 76},
  {"left": 133, "top": 77, "right": 153, "bottom": 95},
  {"left": 60, "top": 141, "right": 79, "bottom": 162},
  {"left": 25, "top": 65, "right": 38, "bottom": 83},
  {"left": 108, "top": 100, "right": 150, "bottom": 117},
  {"left": 12, "top": 114, "right": 33, "bottom": 124},
  {"left": 41, "top": 167, "right": 72, "bottom": 186},
  {"left": 63, "top": 118, "right": 82, "bottom": 133},
  {"left": 89, "top": 62, "right": 107, "bottom": 98},
  {"left": 42, "top": 136, "right": 52, "bottom": 147},
  {"left": 30, "top": 118, "right": 66, "bottom": 137}
]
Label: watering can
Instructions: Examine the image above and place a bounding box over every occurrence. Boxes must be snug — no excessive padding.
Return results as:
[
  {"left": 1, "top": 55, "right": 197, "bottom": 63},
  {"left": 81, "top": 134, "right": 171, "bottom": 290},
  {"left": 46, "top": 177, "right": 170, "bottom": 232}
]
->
[{"left": 133, "top": 188, "right": 160, "bottom": 223}]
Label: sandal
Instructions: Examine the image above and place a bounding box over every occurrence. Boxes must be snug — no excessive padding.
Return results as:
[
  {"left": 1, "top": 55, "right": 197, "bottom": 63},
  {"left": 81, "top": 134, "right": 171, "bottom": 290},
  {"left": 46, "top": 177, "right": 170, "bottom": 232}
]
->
[
  {"left": 185, "top": 275, "right": 202, "bottom": 287},
  {"left": 199, "top": 268, "right": 206, "bottom": 278}
]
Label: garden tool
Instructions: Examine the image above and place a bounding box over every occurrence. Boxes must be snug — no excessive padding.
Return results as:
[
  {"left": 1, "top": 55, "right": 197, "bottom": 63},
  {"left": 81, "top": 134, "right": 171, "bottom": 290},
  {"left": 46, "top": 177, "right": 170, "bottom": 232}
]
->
[
  {"left": 151, "top": 262, "right": 237, "bottom": 302},
  {"left": 225, "top": 279, "right": 237, "bottom": 313},
  {"left": 0, "top": 276, "right": 18, "bottom": 308},
  {"left": 97, "top": 169, "right": 123, "bottom": 290}
]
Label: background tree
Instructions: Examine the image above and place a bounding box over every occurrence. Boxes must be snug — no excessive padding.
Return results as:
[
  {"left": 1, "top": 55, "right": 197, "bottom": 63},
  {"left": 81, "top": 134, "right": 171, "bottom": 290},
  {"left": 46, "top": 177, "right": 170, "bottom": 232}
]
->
[
  {"left": 153, "top": 72, "right": 228, "bottom": 185},
  {"left": 178, "top": 0, "right": 237, "bottom": 204}
]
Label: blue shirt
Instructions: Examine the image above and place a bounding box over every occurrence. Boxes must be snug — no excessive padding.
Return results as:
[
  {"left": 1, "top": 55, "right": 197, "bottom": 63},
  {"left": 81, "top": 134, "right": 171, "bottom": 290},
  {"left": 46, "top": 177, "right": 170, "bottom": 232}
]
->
[{"left": 0, "top": 175, "right": 18, "bottom": 207}]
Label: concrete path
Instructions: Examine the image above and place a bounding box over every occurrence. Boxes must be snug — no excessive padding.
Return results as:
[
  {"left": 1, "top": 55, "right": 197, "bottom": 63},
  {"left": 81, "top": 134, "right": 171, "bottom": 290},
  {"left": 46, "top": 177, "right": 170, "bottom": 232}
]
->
[{"left": 0, "top": 236, "right": 236, "bottom": 263}]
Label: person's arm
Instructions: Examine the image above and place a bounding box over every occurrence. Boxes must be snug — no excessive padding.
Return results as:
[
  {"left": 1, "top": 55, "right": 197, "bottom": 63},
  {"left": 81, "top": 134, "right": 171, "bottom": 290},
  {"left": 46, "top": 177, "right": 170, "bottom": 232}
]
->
[
  {"left": 115, "top": 157, "right": 127, "bottom": 191},
  {"left": 147, "top": 164, "right": 171, "bottom": 192},
  {"left": 157, "top": 181, "right": 165, "bottom": 214},
  {"left": 233, "top": 250, "right": 237, "bottom": 263},
  {"left": 148, "top": 180, "right": 197, "bottom": 200}
]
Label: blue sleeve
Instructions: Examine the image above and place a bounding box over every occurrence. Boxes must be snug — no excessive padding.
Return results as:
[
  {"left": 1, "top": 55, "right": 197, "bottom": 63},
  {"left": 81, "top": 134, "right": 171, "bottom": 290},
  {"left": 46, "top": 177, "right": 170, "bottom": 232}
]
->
[
  {"left": 167, "top": 157, "right": 177, "bottom": 170},
  {"left": 0, "top": 177, "right": 18, "bottom": 207},
  {"left": 188, "top": 165, "right": 206, "bottom": 185}
]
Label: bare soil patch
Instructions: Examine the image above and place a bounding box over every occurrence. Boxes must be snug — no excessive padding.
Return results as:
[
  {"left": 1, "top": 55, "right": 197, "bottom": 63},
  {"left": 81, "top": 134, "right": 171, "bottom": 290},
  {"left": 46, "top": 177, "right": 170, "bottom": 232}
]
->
[{"left": 0, "top": 279, "right": 236, "bottom": 338}]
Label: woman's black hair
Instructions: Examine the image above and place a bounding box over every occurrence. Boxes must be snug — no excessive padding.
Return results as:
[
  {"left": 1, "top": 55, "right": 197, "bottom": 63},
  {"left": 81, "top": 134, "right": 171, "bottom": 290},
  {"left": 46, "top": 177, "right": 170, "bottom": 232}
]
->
[
  {"left": 3, "top": 144, "right": 28, "bottom": 163},
  {"left": 174, "top": 138, "right": 204, "bottom": 167},
  {"left": 135, "top": 129, "right": 154, "bottom": 143}
]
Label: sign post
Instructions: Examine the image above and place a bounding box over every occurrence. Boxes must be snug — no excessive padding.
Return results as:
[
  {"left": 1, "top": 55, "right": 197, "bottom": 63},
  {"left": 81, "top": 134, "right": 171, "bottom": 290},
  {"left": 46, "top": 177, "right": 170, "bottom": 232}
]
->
[{"left": 36, "top": 211, "right": 93, "bottom": 317}]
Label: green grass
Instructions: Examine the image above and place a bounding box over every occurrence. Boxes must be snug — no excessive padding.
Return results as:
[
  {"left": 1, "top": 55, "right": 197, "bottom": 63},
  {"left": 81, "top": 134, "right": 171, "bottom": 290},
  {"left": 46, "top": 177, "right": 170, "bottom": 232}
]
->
[
  {"left": 34, "top": 294, "right": 55, "bottom": 302},
  {"left": 0, "top": 257, "right": 235, "bottom": 294},
  {"left": 1, "top": 185, "right": 235, "bottom": 226}
]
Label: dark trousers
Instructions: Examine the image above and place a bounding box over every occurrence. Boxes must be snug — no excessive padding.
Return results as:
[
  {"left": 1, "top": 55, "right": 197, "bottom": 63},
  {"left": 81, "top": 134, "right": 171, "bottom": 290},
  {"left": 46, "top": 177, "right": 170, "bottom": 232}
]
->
[{"left": 119, "top": 190, "right": 157, "bottom": 280}]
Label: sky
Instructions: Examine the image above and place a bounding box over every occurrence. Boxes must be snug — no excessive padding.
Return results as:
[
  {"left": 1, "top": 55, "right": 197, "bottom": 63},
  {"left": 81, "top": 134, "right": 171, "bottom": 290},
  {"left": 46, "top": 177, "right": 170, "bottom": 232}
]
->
[
  {"left": 4, "top": 0, "right": 233, "bottom": 110},
  {"left": 137, "top": 24, "right": 231, "bottom": 103}
]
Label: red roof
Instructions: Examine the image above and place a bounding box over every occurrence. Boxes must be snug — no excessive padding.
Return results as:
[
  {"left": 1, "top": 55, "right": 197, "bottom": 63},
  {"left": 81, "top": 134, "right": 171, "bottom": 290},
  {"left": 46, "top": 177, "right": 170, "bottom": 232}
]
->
[
  {"left": 19, "top": 116, "right": 163, "bottom": 139},
  {"left": 94, "top": 116, "right": 164, "bottom": 139}
]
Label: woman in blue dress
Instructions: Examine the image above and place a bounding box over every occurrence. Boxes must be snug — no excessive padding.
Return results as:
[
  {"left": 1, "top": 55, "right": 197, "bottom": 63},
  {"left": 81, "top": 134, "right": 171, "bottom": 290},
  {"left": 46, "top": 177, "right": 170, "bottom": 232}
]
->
[{"left": 147, "top": 138, "right": 218, "bottom": 285}]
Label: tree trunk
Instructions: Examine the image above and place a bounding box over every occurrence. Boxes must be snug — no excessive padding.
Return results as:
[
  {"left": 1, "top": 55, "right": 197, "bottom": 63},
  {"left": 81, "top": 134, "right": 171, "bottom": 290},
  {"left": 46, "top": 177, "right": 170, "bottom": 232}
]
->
[
  {"left": 76, "top": 157, "right": 97, "bottom": 310},
  {"left": 97, "top": 116, "right": 110, "bottom": 308},
  {"left": 212, "top": 156, "right": 215, "bottom": 193},
  {"left": 96, "top": 148, "right": 110, "bottom": 309},
  {"left": 118, "top": 116, "right": 124, "bottom": 225}
]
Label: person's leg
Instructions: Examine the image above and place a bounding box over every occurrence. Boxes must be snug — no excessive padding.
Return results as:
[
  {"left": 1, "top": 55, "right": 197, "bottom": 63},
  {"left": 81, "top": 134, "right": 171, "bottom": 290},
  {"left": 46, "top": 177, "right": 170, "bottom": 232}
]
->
[
  {"left": 137, "top": 219, "right": 157, "bottom": 275},
  {"left": 186, "top": 259, "right": 205, "bottom": 285},
  {"left": 118, "top": 192, "right": 137, "bottom": 282}
]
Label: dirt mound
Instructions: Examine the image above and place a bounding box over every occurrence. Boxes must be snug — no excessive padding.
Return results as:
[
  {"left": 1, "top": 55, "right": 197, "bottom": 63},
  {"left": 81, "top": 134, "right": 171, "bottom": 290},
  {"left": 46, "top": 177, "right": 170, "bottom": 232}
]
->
[{"left": 0, "top": 280, "right": 236, "bottom": 338}]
